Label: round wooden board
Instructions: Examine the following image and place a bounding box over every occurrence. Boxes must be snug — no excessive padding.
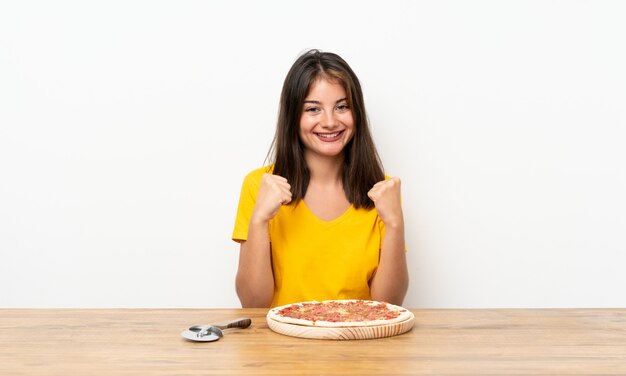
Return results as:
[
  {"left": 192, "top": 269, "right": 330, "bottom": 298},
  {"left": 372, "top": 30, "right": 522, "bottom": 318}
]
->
[{"left": 266, "top": 311, "right": 415, "bottom": 340}]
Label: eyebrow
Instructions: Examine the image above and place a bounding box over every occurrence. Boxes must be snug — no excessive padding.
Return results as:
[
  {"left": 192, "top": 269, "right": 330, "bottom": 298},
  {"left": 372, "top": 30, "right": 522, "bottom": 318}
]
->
[{"left": 303, "top": 97, "right": 348, "bottom": 104}]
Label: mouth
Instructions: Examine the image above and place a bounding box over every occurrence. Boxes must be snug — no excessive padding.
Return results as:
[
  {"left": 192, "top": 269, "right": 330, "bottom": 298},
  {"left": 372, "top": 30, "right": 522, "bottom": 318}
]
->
[{"left": 315, "top": 130, "right": 344, "bottom": 142}]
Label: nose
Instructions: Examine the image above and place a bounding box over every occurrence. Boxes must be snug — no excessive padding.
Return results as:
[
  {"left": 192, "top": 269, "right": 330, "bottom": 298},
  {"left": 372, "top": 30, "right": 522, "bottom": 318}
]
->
[{"left": 320, "top": 109, "right": 339, "bottom": 129}]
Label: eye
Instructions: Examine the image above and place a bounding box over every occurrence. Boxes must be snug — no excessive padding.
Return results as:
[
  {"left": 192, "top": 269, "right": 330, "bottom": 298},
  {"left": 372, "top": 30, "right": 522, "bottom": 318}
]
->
[
  {"left": 304, "top": 106, "right": 321, "bottom": 113},
  {"left": 336, "top": 104, "right": 350, "bottom": 112}
]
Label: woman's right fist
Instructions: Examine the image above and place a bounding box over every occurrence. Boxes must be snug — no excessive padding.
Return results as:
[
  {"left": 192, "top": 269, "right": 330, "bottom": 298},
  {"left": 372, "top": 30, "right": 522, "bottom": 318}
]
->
[{"left": 251, "top": 173, "right": 292, "bottom": 223}]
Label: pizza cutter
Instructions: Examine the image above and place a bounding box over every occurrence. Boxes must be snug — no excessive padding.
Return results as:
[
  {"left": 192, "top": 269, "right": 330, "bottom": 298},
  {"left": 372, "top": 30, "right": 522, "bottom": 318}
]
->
[{"left": 181, "top": 317, "right": 252, "bottom": 342}]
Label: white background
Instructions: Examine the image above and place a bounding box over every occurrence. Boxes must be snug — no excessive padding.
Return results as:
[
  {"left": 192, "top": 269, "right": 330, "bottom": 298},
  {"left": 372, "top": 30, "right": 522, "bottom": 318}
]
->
[{"left": 1, "top": 1, "right": 625, "bottom": 308}]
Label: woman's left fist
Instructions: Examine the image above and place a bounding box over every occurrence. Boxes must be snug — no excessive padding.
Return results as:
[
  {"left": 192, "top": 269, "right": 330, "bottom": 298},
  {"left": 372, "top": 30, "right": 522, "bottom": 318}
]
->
[{"left": 367, "top": 177, "right": 404, "bottom": 228}]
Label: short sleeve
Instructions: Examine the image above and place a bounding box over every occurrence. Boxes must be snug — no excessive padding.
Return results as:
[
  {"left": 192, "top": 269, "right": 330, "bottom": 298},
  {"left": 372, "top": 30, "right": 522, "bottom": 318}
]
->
[{"left": 232, "top": 168, "right": 265, "bottom": 243}]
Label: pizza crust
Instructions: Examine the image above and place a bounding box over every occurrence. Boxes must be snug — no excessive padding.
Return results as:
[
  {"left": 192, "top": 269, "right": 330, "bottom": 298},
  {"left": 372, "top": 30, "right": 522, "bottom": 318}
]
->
[{"left": 267, "top": 299, "right": 413, "bottom": 328}]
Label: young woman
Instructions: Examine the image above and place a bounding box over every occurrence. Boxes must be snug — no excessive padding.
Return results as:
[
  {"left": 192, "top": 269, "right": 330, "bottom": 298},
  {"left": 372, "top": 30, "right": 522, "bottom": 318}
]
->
[{"left": 232, "top": 50, "right": 408, "bottom": 308}]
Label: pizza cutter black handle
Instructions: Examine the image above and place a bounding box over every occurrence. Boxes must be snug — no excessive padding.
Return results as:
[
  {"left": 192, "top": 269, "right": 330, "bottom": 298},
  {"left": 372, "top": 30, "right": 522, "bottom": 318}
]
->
[{"left": 213, "top": 317, "right": 252, "bottom": 330}]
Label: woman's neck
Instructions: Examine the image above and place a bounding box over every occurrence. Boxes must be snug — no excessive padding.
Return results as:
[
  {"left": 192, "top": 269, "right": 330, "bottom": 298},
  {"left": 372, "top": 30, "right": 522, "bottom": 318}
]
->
[{"left": 304, "top": 151, "right": 344, "bottom": 185}]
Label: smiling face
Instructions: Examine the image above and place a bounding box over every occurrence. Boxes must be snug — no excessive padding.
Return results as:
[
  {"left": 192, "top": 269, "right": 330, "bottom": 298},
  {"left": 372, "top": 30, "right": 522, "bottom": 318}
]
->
[{"left": 299, "top": 78, "right": 355, "bottom": 162}]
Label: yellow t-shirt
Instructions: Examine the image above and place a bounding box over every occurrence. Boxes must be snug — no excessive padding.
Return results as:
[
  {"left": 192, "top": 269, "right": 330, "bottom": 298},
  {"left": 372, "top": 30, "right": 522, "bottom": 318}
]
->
[{"left": 232, "top": 166, "right": 385, "bottom": 307}]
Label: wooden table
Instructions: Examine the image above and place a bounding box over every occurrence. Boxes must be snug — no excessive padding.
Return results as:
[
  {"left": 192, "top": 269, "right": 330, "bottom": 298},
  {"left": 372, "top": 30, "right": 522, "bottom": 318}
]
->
[{"left": 1, "top": 309, "right": 625, "bottom": 375}]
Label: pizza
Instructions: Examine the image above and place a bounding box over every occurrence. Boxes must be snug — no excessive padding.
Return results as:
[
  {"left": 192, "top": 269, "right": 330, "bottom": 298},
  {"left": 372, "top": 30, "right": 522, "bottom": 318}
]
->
[{"left": 266, "top": 299, "right": 413, "bottom": 328}]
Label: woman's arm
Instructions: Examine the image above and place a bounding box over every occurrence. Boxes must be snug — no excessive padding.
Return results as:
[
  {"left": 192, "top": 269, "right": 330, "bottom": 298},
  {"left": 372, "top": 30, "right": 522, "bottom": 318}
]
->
[
  {"left": 369, "top": 220, "right": 409, "bottom": 305},
  {"left": 235, "top": 219, "right": 274, "bottom": 307},
  {"left": 367, "top": 177, "right": 409, "bottom": 305},
  {"left": 235, "top": 173, "right": 292, "bottom": 308}
]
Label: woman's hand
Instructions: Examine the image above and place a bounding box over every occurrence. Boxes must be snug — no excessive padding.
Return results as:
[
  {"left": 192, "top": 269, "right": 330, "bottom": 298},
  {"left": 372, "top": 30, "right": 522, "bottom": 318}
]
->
[
  {"left": 368, "top": 176, "right": 408, "bottom": 305},
  {"left": 368, "top": 177, "right": 404, "bottom": 228},
  {"left": 251, "top": 173, "right": 292, "bottom": 223},
  {"left": 236, "top": 173, "right": 290, "bottom": 308}
]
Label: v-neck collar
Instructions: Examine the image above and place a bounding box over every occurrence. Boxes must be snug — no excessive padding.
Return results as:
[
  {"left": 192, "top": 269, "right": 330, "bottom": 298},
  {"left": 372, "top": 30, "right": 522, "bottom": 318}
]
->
[{"left": 299, "top": 200, "right": 355, "bottom": 227}]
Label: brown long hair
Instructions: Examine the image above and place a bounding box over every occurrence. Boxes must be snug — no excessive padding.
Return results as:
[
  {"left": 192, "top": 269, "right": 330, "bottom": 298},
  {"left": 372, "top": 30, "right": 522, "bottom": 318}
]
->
[{"left": 268, "top": 49, "right": 384, "bottom": 209}]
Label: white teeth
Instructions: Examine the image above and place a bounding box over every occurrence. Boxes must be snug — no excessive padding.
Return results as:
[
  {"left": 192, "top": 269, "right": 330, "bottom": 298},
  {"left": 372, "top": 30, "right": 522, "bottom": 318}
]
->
[{"left": 318, "top": 132, "right": 340, "bottom": 138}]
